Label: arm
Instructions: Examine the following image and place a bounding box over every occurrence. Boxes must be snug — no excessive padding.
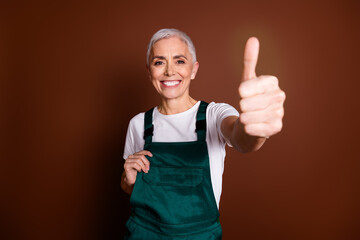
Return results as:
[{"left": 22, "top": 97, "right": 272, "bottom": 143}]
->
[
  {"left": 221, "top": 116, "right": 266, "bottom": 153},
  {"left": 221, "top": 37, "right": 285, "bottom": 153},
  {"left": 121, "top": 170, "right": 133, "bottom": 195},
  {"left": 121, "top": 150, "right": 152, "bottom": 195}
]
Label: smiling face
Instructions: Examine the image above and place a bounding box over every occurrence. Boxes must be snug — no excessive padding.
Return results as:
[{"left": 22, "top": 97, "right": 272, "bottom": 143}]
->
[{"left": 148, "top": 36, "right": 199, "bottom": 102}]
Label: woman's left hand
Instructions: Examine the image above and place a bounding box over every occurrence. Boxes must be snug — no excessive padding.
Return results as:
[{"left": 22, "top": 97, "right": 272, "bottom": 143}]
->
[{"left": 238, "top": 37, "right": 286, "bottom": 138}]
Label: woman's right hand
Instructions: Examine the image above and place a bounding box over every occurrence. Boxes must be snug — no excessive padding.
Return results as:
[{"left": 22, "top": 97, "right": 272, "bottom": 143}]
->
[{"left": 123, "top": 150, "right": 152, "bottom": 186}]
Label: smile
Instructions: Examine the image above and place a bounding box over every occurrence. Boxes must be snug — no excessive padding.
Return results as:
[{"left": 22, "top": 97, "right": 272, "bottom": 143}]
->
[{"left": 160, "top": 80, "right": 181, "bottom": 87}]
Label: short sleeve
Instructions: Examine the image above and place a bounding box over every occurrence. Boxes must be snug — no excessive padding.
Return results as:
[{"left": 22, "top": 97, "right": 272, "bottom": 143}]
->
[
  {"left": 122, "top": 113, "right": 146, "bottom": 160},
  {"left": 207, "top": 102, "right": 239, "bottom": 146},
  {"left": 123, "top": 121, "right": 135, "bottom": 160}
]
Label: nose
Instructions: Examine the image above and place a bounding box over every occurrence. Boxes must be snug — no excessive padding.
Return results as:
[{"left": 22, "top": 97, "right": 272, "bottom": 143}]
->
[{"left": 165, "top": 62, "right": 175, "bottom": 76}]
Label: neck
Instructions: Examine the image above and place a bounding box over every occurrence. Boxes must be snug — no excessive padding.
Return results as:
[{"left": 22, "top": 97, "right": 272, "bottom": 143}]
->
[{"left": 158, "top": 96, "right": 197, "bottom": 115}]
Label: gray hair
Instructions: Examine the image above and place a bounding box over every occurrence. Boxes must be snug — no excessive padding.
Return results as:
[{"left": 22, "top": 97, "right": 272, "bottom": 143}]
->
[{"left": 146, "top": 28, "right": 197, "bottom": 66}]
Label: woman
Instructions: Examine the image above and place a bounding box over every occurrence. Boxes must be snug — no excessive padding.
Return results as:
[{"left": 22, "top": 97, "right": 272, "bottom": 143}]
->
[{"left": 121, "top": 28, "right": 285, "bottom": 239}]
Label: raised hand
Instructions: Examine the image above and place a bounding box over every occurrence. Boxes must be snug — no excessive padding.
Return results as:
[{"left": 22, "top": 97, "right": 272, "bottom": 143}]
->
[{"left": 238, "top": 37, "right": 286, "bottom": 138}]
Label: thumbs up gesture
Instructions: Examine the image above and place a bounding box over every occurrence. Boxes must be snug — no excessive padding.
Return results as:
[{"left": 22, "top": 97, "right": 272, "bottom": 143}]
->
[{"left": 239, "top": 37, "right": 286, "bottom": 138}]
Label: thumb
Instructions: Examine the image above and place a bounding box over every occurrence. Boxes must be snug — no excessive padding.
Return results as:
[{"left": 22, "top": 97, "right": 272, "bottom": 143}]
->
[{"left": 242, "top": 37, "right": 259, "bottom": 81}]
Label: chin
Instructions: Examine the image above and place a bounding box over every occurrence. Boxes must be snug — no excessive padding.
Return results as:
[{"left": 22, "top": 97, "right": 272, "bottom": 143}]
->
[{"left": 160, "top": 94, "right": 181, "bottom": 100}]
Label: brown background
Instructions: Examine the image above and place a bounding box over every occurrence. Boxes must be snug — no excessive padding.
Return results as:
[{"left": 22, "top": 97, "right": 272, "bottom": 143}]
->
[{"left": 2, "top": 0, "right": 360, "bottom": 239}]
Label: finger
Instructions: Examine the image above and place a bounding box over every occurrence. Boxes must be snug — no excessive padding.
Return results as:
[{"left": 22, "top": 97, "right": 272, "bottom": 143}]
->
[
  {"left": 132, "top": 152, "right": 151, "bottom": 170},
  {"left": 242, "top": 37, "right": 259, "bottom": 81},
  {"left": 134, "top": 150, "right": 153, "bottom": 157},
  {"left": 244, "top": 121, "right": 283, "bottom": 137},
  {"left": 240, "top": 92, "right": 272, "bottom": 112},
  {"left": 125, "top": 161, "right": 142, "bottom": 173},
  {"left": 138, "top": 155, "right": 150, "bottom": 171},
  {"left": 239, "top": 88, "right": 285, "bottom": 112},
  {"left": 239, "top": 75, "right": 279, "bottom": 98},
  {"left": 126, "top": 159, "right": 148, "bottom": 173},
  {"left": 240, "top": 107, "right": 284, "bottom": 125}
]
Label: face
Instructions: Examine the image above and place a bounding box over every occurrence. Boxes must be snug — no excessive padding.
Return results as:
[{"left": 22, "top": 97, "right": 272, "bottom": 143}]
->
[{"left": 148, "top": 36, "right": 199, "bottom": 101}]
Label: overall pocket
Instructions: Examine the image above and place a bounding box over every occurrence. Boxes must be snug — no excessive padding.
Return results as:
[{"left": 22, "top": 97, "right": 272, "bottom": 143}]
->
[
  {"left": 141, "top": 166, "right": 207, "bottom": 225},
  {"left": 142, "top": 166, "right": 203, "bottom": 187}
]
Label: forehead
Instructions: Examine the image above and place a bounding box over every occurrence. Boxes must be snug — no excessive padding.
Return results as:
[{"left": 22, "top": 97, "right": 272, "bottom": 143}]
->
[{"left": 151, "top": 36, "right": 190, "bottom": 56}]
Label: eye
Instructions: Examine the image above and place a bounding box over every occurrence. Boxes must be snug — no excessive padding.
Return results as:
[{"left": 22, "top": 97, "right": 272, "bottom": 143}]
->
[
  {"left": 154, "top": 61, "right": 163, "bottom": 66},
  {"left": 176, "top": 60, "right": 185, "bottom": 64}
]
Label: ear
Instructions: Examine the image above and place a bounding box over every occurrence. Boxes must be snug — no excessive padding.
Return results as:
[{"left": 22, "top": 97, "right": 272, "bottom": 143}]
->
[
  {"left": 191, "top": 61, "right": 199, "bottom": 80},
  {"left": 146, "top": 64, "right": 151, "bottom": 81}
]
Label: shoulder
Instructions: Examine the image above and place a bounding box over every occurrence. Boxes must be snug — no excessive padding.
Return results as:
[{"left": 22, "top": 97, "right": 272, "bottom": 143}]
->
[
  {"left": 129, "top": 112, "right": 145, "bottom": 128},
  {"left": 123, "top": 112, "right": 147, "bottom": 159},
  {"left": 207, "top": 102, "right": 239, "bottom": 119},
  {"left": 126, "top": 112, "right": 146, "bottom": 137}
]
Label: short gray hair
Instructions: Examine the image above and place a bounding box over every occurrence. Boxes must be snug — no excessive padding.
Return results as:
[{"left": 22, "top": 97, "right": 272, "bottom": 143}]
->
[{"left": 146, "top": 28, "right": 197, "bottom": 66}]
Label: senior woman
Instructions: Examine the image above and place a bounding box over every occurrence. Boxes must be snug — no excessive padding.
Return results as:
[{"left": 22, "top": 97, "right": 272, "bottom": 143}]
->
[{"left": 121, "top": 28, "right": 285, "bottom": 239}]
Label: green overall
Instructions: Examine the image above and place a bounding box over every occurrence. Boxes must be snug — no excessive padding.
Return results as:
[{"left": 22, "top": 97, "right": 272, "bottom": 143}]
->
[{"left": 125, "top": 101, "right": 222, "bottom": 240}]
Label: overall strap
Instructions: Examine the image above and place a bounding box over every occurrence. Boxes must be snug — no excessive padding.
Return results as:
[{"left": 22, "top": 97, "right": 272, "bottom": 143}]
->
[
  {"left": 144, "top": 108, "right": 154, "bottom": 144},
  {"left": 195, "top": 101, "right": 209, "bottom": 141}
]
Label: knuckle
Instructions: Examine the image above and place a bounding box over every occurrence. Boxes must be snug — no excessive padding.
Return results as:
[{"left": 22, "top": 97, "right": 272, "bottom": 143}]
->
[
  {"left": 277, "top": 90, "right": 286, "bottom": 102},
  {"left": 240, "top": 113, "right": 247, "bottom": 124},
  {"left": 142, "top": 156, "right": 149, "bottom": 164},
  {"left": 239, "top": 82, "right": 251, "bottom": 98},
  {"left": 270, "top": 76, "right": 279, "bottom": 86},
  {"left": 238, "top": 85, "right": 245, "bottom": 97},
  {"left": 272, "top": 120, "right": 283, "bottom": 131},
  {"left": 273, "top": 91, "right": 285, "bottom": 103},
  {"left": 134, "top": 163, "right": 141, "bottom": 171},
  {"left": 244, "top": 124, "right": 254, "bottom": 135},
  {"left": 239, "top": 99, "right": 247, "bottom": 112},
  {"left": 280, "top": 90, "right": 286, "bottom": 100},
  {"left": 124, "top": 164, "right": 131, "bottom": 171},
  {"left": 276, "top": 108, "right": 284, "bottom": 118}
]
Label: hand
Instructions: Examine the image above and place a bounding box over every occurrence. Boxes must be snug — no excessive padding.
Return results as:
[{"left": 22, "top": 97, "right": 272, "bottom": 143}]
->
[
  {"left": 123, "top": 150, "right": 152, "bottom": 186},
  {"left": 238, "top": 37, "right": 286, "bottom": 138}
]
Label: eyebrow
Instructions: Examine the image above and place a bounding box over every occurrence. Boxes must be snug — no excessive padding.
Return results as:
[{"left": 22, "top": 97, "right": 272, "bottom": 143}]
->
[
  {"left": 174, "top": 55, "right": 187, "bottom": 59},
  {"left": 152, "top": 55, "right": 188, "bottom": 61},
  {"left": 152, "top": 56, "right": 166, "bottom": 60}
]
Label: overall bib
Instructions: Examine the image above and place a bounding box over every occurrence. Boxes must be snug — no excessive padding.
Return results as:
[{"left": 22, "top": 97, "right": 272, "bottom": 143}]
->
[{"left": 125, "top": 101, "right": 222, "bottom": 240}]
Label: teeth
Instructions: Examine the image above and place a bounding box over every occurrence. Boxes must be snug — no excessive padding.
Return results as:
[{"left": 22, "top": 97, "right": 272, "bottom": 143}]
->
[{"left": 163, "top": 81, "right": 180, "bottom": 86}]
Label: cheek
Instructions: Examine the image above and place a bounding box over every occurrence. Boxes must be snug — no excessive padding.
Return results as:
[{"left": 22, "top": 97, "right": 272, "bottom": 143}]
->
[
  {"left": 151, "top": 79, "right": 161, "bottom": 92},
  {"left": 149, "top": 70, "right": 160, "bottom": 81},
  {"left": 150, "top": 66, "right": 165, "bottom": 78},
  {"left": 178, "top": 66, "right": 193, "bottom": 78}
]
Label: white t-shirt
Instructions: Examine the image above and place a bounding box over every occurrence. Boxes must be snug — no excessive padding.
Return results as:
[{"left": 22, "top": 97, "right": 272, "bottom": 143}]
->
[{"left": 123, "top": 101, "right": 239, "bottom": 208}]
